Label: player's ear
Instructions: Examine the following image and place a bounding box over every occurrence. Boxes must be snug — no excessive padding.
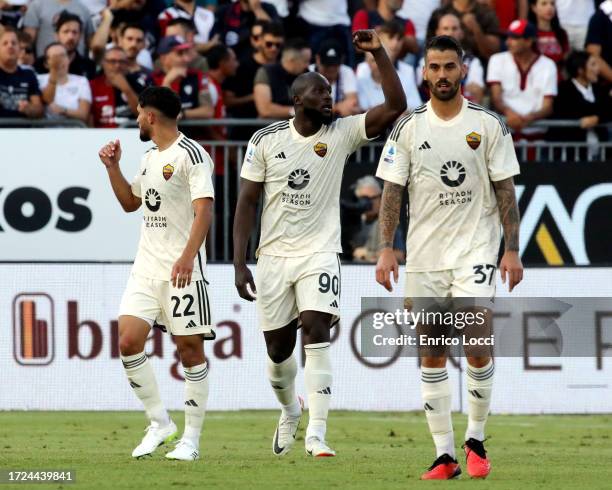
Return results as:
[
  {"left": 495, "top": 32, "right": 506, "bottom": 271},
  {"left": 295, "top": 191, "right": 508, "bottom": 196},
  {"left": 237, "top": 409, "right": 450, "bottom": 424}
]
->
[{"left": 461, "top": 62, "right": 468, "bottom": 81}]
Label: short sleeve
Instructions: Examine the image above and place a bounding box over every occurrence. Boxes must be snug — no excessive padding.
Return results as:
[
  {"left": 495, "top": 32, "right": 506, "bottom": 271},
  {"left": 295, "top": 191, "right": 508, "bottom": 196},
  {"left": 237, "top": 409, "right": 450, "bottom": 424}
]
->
[
  {"left": 585, "top": 11, "right": 604, "bottom": 46},
  {"left": 240, "top": 133, "right": 267, "bottom": 182},
  {"left": 22, "top": 0, "right": 40, "bottom": 29},
  {"left": 27, "top": 70, "right": 41, "bottom": 96},
  {"left": 403, "top": 18, "right": 416, "bottom": 37},
  {"left": 375, "top": 116, "right": 413, "bottom": 186},
  {"left": 77, "top": 76, "right": 92, "bottom": 102},
  {"left": 485, "top": 54, "right": 503, "bottom": 84},
  {"left": 542, "top": 59, "right": 558, "bottom": 96},
  {"left": 131, "top": 154, "right": 148, "bottom": 198},
  {"left": 340, "top": 65, "right": 357, "bottom": 95},
  {"left": 337, "top": 113, "right": 376, "bottom": 153},
  {"left": 352, "top": 9, "right": 369, "bottom": 32},
  {"left": 466, "top": 57, "right": 484, "bottom": 88},
  {"left": 486, "top": 119, "right": 520, "bottom": 182},
  {"left": 253, "top": 66, "right": 270, "bottom": 86},
  {"left": 188, "top": 152, "right": 215, "bottom": 201}
]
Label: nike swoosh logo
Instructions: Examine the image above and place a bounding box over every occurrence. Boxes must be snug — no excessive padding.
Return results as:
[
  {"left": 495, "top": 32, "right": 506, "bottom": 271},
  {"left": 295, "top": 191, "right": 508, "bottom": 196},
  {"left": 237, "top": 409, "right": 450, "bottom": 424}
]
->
[{"left": 273, "top": 427, "right": 284, "bottom": 455}]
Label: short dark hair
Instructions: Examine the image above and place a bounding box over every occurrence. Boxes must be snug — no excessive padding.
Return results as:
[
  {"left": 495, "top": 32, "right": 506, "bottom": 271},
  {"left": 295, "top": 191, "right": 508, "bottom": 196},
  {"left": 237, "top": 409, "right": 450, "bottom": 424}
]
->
[
  {"left": 262, "top": 20, "right": 285, "bottom": 38},
  {"left": 425, "top": 35, "right": 464, "bottom": 62},
  {"left": 138, "top": 86, "right": 182, "bottom": 119},
  {"left": 120, "top": 22, "right": 145, "bottom": 37},
  {"left": 282, "top": 37, "right": 308, "bottom": 55},
  {"left": 379, "top": 20, "right": 405, "bottom": 39},
  {"left": 166, "top": 17, "right": 197, "bottom": 33},
  {"left": 251, "top": 19, "right": 269, "bottom": 33},
  {"left": 55, "top": 11, "right": 83, "bottom": 33},
  {"left": 566, "top": 50, "right": 591, "bottom": 79},
  {"left": 207, "top": 44, "right": 231, "bottom": 70}
]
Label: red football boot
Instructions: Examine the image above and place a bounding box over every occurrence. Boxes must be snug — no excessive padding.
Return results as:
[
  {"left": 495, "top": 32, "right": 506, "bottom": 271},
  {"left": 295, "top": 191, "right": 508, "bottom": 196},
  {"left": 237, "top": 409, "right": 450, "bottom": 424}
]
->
[
  {"left": 463, "top": 438, "right": 491, "bottom": 478},
  {"left": 420, "top": 454, "right": 462, "bottom": 480}
]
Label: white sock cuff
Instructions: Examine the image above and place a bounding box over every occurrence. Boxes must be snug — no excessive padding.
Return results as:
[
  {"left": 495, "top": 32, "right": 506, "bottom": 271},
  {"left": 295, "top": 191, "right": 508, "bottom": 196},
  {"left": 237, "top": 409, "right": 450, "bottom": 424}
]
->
[
  {"left": 267, "top": 354, "right": 296, "bottom": 369},
  {"left": 421, "top": 367, "right": 451, "bottom": 398},
  {"left": 120, "top": 351, "right": 148, "bottom": 371},
  {"left": 467, "top": 360, "right": 494, "bottom": 382},
  {"left": 184, "top": 363, "right": 209, "bottom": 383},
  {"left": 304, "top": 342, "right": 330, "bottom": 350}
]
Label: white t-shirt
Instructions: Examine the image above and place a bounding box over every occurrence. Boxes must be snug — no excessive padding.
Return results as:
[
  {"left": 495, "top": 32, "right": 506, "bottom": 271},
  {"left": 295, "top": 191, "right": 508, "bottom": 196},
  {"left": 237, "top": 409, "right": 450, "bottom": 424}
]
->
[
  {"left": 159, "top": 5, "right": 215, "bottom": 44},
  {"left": 298, "top": 0, "right": 350, "bottom": 26},
  {"left": 487, "top": 52, "right": 557, "bottom": 117},
  {"left": 131, "top": 133, "right": 215, "bottom": 281},
  {"left": 356, "top": 60, "right": 422, "bottom": 112},
  {"left": 555, "top": 0, "right": 595, "bottom": 27},
  {"left": 241, "top": 115, "right": 373, "bottom": 257},
  {"left": 37, "top": 73, "right": 91, "bottom": 117},
  {"left": 263, "top": 0, "right": 289, "bottom": 17},
  {"left": 398, "top": 0, "right": 440, "bottom": 41},
  {"left": 308, "top": 63, "right": 357, "bottom": 103},
  {"left": 376, "top": 98, "right": 520, "bottom": 272}
]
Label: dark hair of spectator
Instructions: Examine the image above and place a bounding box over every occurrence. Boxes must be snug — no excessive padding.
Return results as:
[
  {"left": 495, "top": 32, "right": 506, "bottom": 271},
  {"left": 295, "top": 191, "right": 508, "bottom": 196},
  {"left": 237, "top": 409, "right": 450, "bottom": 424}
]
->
[
  {"left": 425, "top": 35, "right": 464, "bottom": 62},
  {"left": 262, "top": 21, "right": 285, "bottom": 38},
  {"left": 379, "top": 20, "right": 405, "bottom": 40},
  {"left": 565, "top": 50, "right": 591, "bottom": 79},
  {"left": 17, "top": 31, "right": 33, "bottom": 45},
  {"left": 138, "top": 87, "right": 182, "bottom": 119},
  {"left": 207, "top": 44, "right": 231, "bottom": 70},
  {"left": 120, "top": 23, "right": 145, "bottom": 37},
  {"left": 527, "top": 0, "right": 568, "bottom": 49},
  {"left": 252, "top": 19, "right": 270, "bottom": 33},
  {"left": 282, "top": 37, "right": 308, "bottom": 55},
  {"left": 166, "top": 17, "right": 197, "bottom": 33},
  {"left": 43, "top": 42, "right": 66, "bottom": 60},
  {"left": 55, "top": 11, "right": 83, "bottom": 33}
]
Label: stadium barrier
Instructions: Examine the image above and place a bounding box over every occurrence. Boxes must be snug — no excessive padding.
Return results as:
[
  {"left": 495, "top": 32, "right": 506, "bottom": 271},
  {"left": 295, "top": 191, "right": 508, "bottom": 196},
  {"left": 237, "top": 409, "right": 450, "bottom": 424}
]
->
[{"left": 2, "top": 263, "right": 611, "bottom": 413}]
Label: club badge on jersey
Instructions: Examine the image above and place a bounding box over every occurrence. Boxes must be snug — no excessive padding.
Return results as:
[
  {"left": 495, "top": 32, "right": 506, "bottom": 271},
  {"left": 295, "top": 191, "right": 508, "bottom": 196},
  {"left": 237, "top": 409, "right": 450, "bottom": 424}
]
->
[
  {"left": 466, "top": 131, "right": 481, "bottom": 150},
  {"left": 163, "top": 164, "right": 174, "bottom": 181},
  {"left": 314, "top": 142, "right": 327, "bottom": 157}
]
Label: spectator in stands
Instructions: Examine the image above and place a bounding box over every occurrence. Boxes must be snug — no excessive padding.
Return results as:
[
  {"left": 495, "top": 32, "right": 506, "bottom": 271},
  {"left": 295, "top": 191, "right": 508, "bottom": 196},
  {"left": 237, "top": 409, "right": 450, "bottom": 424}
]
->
[
  {"left": 205, "top": 44, "right": 238, "bottom": 125},
  {"left": 17, "top": 31, "right": 35, "bottom": 68},
  {"left": 356, "top": 21, "right": 421, "bottom": 111},
  {"left": 89, "top": 46, "right": 147, "bottom": 127},
  {"left": 0, "top": 27, "right": 43, "bottom": 118},
  {"left": 34, "top": 11, "right": 97, "bottom": 79},
  {"left": 487, "top": 20, "right": 557, "bottom": 138},
  {"left": 38, "top": 42, "right": 91, "bottom": 122},
  {"left": 0, "top": 0, "right": 28, "bottom": 29},
  {"left": 24, "top": 0, "right": 94, "bottom": 58},
  {"left": 397, "top": 0, "right": 440, "bottom": 53},
  {"left": 253, "top": 37, "right": 310, "bottom": 118},
  {"left": 165, "top": 18, "right": 208, "bottom": 73},
  {"left": 417, "top": 12, "right": 485, "bottom": 104},
  {"left": 309, "top": 39, "right": 359, "bottom": 117},
  {"left": 555, "top": 0, "right": 595, "bottom": 50},
  {"left": 297, "top": 0, "right": 354, "bottom": 67},
  {"left": 478, "top": 0, "right": 528, "bottom": 31},
  {"left": 152, "top": 35, "right": 213, "bottom": 119},
  {"left": 528, "top": 0, "right": 569, "bottom": 75},
  {"left": 427, "top": 0, "right": 500, "bottom": 60},
  {"left": 349, "top": 176, "right": 405, "bottom": 263},
  {"left": 585, "top": 1, "right": 612, "bottom": 85},
  {"left": 158, "top": 0, "right": 219, "bottom": 54},
  {"left": 212, "top": 0, "right": 278, "bottom": 58},
  {"left": 552, "top": 50, "right": 611, "bottom": 145},
  {"left": 223, "top": 20, "right": 284, "bottom": 139},
  {"left": 352, "top": 0, "right": 418, "bottom": 55}
]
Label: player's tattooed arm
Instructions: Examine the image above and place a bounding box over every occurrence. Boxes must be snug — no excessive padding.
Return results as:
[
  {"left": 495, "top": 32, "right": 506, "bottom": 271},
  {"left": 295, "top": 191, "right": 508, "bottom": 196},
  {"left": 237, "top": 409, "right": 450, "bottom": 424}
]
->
[
  {"left": 379, "top": 181, "right": 404, "bottom": 249},
  {"left": 492, "top": 177, "right": 520, "bottom": 252}
]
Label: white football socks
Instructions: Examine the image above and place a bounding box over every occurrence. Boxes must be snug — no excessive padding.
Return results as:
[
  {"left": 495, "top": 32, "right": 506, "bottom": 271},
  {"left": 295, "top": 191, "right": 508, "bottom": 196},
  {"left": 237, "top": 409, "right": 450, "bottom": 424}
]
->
[
  {"left": 121, "top": 351, "right": 170, "bottom": 427},
  {"left": 304, "top": 342, "right": 332, "bottom": 441},
  {"left": 421, "top": 366, "right": 455, "bottom": 458},
  {"left": 267, "top": 355, "right": 300, "bottom": 417},
  {"left": 183, "top": 362, "right": 209, "bottom": 448},
  {"left": 465, "top": 360, "right": 494, "bottom": 442}
]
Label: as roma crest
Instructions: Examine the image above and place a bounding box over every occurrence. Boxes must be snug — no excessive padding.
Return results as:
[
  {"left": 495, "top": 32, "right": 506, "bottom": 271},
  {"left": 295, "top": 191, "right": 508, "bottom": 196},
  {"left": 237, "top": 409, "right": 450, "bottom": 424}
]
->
[
  {"left": 314, "top": 142, "right": 327, "bottom": 158},
  {"left": 466, "top": 131, "right": 481, "bottom": 150},
  {"left": 162, "top": 164, "right": 174, "bottom": 181}
]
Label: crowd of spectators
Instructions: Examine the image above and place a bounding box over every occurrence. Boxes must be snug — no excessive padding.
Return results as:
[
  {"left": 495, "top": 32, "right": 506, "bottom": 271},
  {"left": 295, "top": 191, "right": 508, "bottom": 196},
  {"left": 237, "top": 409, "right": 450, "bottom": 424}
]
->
[{"left": 0, "top": 0, "right": 610, "bottom": 143}]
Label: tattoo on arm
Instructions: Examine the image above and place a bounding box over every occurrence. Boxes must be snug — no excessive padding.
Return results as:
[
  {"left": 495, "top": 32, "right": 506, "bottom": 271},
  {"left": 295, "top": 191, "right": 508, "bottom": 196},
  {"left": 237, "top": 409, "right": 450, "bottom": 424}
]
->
[
  {"left": 493, "top": 177, "right": 520, "bottom": 252},
  {"left": 379, "top": 181, "right": 404, "bottom": 249}
]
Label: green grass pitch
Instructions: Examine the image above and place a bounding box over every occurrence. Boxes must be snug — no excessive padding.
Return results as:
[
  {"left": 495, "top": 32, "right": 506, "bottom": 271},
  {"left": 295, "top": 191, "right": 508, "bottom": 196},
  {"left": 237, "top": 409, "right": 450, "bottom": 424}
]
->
[{"left": 1, "top": 411, "right": 611, "bottom": 489}]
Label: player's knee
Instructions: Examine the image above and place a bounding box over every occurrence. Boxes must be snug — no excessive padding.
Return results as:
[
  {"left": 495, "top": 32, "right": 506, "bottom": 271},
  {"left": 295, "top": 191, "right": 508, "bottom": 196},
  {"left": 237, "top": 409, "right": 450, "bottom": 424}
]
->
[
  {"left": 176, "top": 340, "right": 205, "bottom": 367},
  {"left": 421, "top": 356, "right": 447, "bottom": 369},
  {"left": 118, "top": 333, "right": 144, "bottom": 356},
  {"left": 266, "top": 342, "right": 292, "bottom": 364},
  {"left": 467, "top": 356, "right": 491, "bottom": 369}
]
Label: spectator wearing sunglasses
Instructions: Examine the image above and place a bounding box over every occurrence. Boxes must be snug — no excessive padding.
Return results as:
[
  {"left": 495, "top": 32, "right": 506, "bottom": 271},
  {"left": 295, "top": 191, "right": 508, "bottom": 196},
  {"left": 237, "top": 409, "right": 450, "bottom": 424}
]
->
[{"left": 17, "top": 31, "right": 35, "bottom": 69}]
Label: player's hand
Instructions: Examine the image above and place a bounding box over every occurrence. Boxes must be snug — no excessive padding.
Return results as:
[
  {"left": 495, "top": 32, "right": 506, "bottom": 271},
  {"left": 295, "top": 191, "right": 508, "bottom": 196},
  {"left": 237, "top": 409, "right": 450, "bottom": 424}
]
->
[
  {"left": 98, "top": 139, "right": 122, "bottom": 169},
  {"left": 353, "top": 29, "right": 383, "bottom": 53},
  {"left": 171, "top": 254, "right": 194, "bottom": 289},
  {"left": 234, "top": 263, "right": 256, "bottom": 301},
  {"left": 499, "top": 250, "right": 523, "bottom": 293},
  {"left": 376, "top": 248, "right": 399, "bottom": 292},
  {"left": 164, "top": 67, "right": 187, "bottom": 86},
  {"left": 107, "top": 71, "right": 130, "bottom": 92}
]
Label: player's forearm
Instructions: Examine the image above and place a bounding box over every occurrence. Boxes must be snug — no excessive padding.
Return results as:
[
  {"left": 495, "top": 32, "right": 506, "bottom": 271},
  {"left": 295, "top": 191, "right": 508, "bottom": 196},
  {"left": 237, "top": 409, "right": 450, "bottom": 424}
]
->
[
  {"left": 233, "top": 197, "right": 258, "bottom": 265},
  {"left": 493, "top": 177, "right": 520, "bottom": 252},
  {"left": 181, "top": 199, "right": 213, "bottom": 260},
  {"left": 41, "top": 80, "right": 57, "bottom": 105},
  {"left": 379, "top": 181, "right": 403, "bottom": 249},
  {"left": 106, "top": 167, "right": 140, "bottom": 212},
  {"left": 255, "top": 100, "right": 292, "bottom": 118},
  {"left": 372, "top": 47, "right": 407, "bottom": 114}
]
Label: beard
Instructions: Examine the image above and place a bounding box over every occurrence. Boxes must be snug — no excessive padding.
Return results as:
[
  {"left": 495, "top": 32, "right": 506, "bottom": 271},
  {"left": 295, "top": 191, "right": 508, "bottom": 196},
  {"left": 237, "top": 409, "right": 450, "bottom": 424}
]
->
[
  {"left": 139, "top": 127, "right": 151, "bottom": 142},
  {"left": 428, "top": 78, "right": 461, "bottom": 101},
  {"left": 303, "top": 106, "right": 333, "bottom": 125}
]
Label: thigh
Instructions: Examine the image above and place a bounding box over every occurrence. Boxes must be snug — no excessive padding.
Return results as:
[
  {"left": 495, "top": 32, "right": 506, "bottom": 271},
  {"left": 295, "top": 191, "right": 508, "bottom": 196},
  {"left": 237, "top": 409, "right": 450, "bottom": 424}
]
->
[
  {"left": 405, "top": 270, "right": 453, "bottom": 299},
  {"left": 256, "top": 255, "right": 298, "bottom": 331},
  {"left": 294, "top": 253, "right": 341, "bottom": 325},
  {"left": 119, "top": 272, "right": 161, "bottom": 326},
  {"left": 451, "top": 263, "right": 497, "bottom": 298},
  {"left": 158, "top": 278, "right": 215, "bottom": 339}
]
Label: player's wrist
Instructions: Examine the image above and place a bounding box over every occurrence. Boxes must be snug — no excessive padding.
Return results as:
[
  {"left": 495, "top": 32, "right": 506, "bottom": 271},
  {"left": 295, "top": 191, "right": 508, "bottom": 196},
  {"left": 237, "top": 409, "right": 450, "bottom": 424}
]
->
[{"left": 377, "top": 241, "right": 393, "bottom": 251}]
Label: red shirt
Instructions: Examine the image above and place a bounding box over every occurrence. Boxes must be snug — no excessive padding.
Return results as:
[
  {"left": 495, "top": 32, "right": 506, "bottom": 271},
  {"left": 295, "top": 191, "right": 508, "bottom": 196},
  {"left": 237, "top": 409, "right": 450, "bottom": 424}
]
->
[
  {"left": 537, "top": 29, "right": 569, "bottom": 77},
  {"left": 352, "top": 9, "right": 415, "bottom": 37}
]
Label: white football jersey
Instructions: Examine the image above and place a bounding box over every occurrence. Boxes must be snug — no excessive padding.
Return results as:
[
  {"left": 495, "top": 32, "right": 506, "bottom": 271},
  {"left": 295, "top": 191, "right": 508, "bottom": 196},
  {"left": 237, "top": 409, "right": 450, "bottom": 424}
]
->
[
  {"left": 376, "top": 98, "right": 520, "bottom": 272},
  {"left": 241, "top": 115, "right": 373, "bottom": 257},
  {"left": 130, "top": 133, "right": 215, "bottom": 281}
]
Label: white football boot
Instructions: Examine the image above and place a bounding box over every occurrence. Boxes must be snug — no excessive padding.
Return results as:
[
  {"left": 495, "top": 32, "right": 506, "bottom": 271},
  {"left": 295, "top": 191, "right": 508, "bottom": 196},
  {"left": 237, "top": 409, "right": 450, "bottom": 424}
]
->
[
  {"left": 305, "top": 436, "right": 336, "bottom": 457},
  {"left": 272, "top": 396, "right": 304, "bottom": 456},
  {"left": 132, "top": 420, "right": 178, "bottom": 458},
  {"left": 165, "top": 439, "right": 200, "bottom": 461}
]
